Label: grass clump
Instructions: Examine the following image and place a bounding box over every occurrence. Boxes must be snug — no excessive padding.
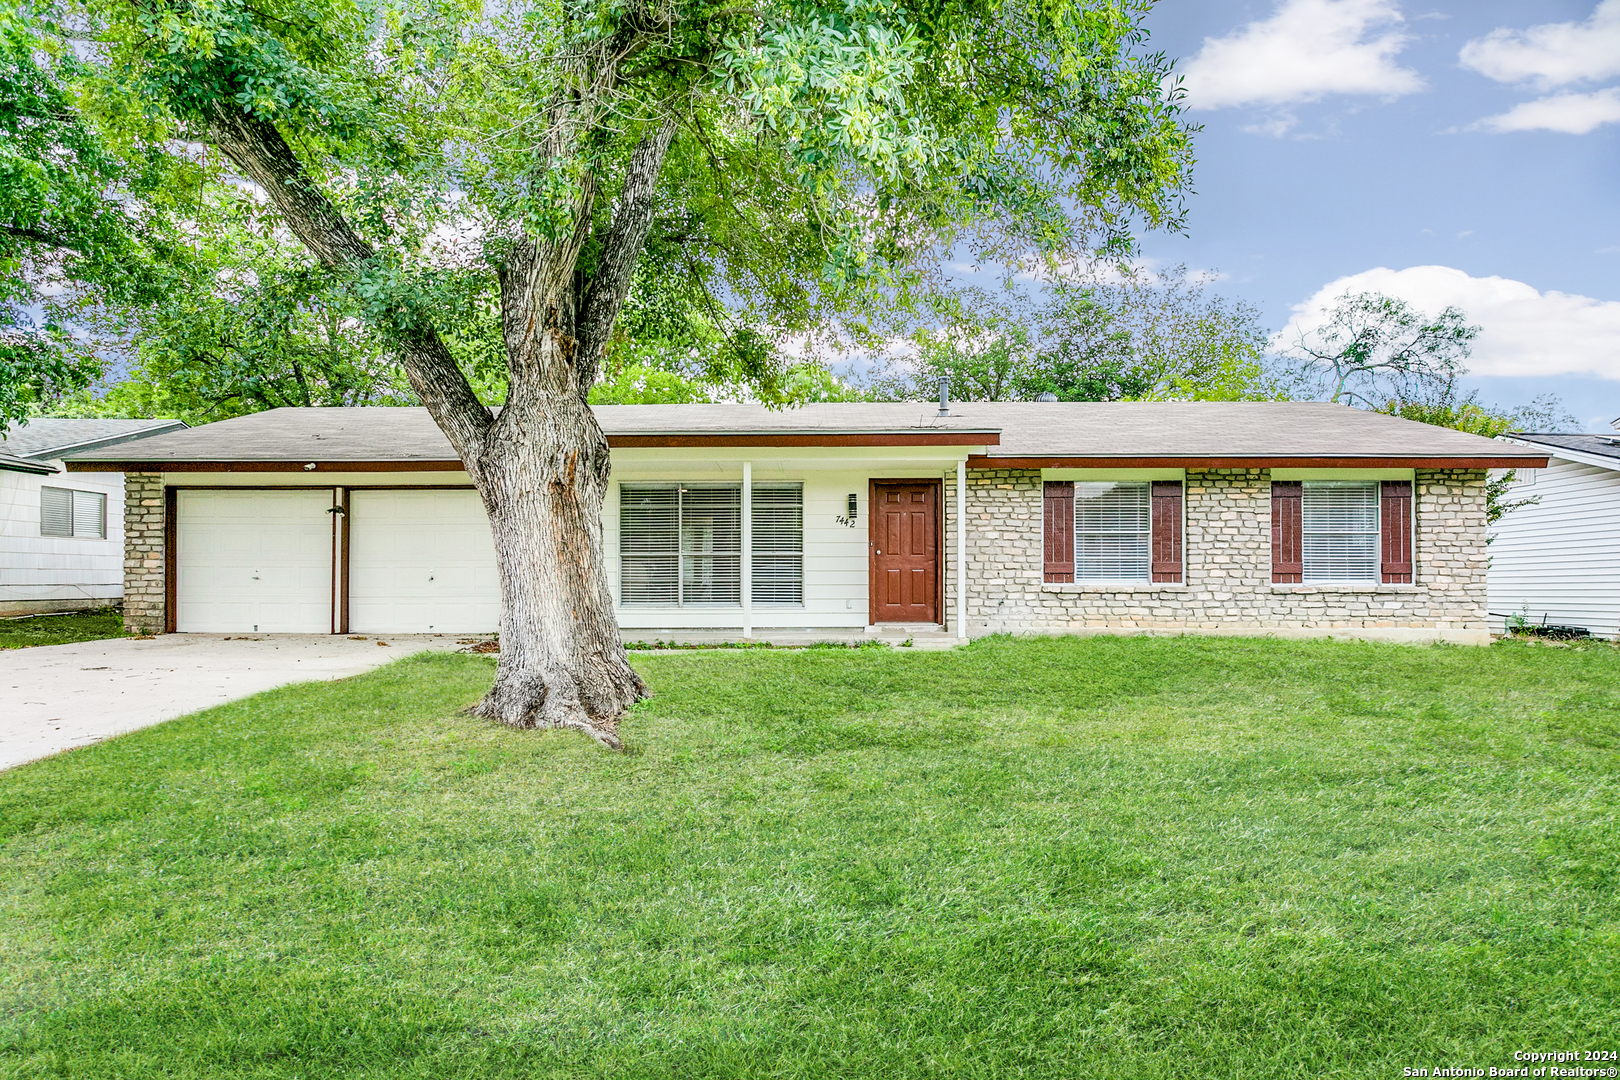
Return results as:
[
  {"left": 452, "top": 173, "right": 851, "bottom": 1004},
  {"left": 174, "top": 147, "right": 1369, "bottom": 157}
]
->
[
  {"left": 0, "top": 607, "right": 127, "bottom": 649},
  {"left": 1, "top": 634, "right": 1616, "bottom": 1078}
]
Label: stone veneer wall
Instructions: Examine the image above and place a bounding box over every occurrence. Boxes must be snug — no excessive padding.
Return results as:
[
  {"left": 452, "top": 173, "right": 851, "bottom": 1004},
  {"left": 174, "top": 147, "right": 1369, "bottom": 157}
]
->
[
  {"left": 123, "top": 472, "right": 165, "bottom": 634},
  {"left": 962, "top": 467, "right": 1490, "bottom": 644}
]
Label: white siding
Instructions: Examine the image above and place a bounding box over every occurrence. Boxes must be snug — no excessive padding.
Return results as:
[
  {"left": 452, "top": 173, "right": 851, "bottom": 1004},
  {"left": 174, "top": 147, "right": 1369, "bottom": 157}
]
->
[
  {"left": 0, "top": 465, "right": 126, "bottom": 612},
  {"left": 1488, "top": 457, "right": 1620, "bottom": 637}
]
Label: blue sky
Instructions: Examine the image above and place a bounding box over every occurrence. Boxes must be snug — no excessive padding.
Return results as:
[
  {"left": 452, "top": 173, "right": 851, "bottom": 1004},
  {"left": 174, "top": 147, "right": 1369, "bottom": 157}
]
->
[{"left": 1129, "top": 0, "right": 1620, "bottom": 430}]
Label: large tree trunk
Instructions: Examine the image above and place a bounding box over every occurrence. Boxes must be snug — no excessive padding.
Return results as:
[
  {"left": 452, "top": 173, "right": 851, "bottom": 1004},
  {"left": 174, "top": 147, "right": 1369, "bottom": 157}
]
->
[
  {"left": 464, "top": 300, "right": 646, "bottom": 747},
  {"left": 206, "top": 107, "right": 674, "bottom": 749}
]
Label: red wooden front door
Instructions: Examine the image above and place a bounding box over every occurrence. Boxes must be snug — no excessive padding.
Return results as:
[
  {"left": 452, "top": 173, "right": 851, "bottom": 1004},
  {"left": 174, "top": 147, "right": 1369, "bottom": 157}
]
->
[{"left": 870, "top": 482, "right": 940, "bottom": 623}]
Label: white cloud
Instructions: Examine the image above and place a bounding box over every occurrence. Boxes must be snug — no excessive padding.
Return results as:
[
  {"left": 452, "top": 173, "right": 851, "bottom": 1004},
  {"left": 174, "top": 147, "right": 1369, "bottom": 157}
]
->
[
  {"left": 1279, "top": 265, "right": 1620, "bottom": 379},
  {"left": 1459, "top": 1, "right": 1620, "bottom": 89},
  {"left": 1179, "top": 0, "right": 1424, "bottom": 111},
  {"left": 1475, "top": 87, "right": 1620, "bottom": 134}
]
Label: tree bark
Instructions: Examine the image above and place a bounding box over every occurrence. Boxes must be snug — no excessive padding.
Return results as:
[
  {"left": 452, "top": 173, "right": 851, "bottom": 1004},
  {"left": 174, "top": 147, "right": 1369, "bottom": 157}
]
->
[
  {"left": 204, "top": 105, "right": 668, "bottom": 748},
  {"left": 471, "top": 368, "right": 644, "bottom": 749}
]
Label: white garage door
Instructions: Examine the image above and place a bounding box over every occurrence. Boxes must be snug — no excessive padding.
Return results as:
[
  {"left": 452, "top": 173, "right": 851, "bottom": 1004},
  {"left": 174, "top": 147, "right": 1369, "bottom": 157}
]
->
[
  {"left": 177, "top": 490, "right": 333, "bottom": 632},
  {"left": 348, "top": 489, "right": 500, "bottom": 633}
]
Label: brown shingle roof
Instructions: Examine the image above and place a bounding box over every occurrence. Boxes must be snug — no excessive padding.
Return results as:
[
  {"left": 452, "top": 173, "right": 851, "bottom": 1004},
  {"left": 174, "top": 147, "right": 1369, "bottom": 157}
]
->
[
  {"left": 62, "top": 402, "right": 1547, "bottom": 468},
  {"left": 1, "top": 417, "right": 186, "bottom": 459}
]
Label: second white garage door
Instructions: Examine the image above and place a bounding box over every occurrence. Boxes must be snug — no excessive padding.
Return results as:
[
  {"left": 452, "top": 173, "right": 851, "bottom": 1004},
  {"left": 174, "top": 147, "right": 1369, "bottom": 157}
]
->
[{"left": 348, "top": 489, "right": 501, "bottom": 633}]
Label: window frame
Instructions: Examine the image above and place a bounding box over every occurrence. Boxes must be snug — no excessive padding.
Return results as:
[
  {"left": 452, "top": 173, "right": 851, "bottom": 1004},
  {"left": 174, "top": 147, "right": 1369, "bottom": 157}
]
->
[
  {"left": 618, "top": 482, "right": 743, "bottom": 607},
  {"left": 750, "top": 482, "right": 804, "bottom": 607},
  {"left": 1070, "top": 481, "right": 1154, "bottom": 583},
  {"left": 618, "top": 481, "right": 809, "bottom": 608},
  {"left": 1300, "top": 480, "right": 1381, "bottom": 584},
  {"left": 40, "top": 486, "right": 107, "bottom": 540}
]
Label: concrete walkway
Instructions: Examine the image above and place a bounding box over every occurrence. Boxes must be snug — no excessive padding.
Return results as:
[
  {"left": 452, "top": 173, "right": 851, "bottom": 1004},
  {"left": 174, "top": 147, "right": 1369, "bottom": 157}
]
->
[{"left": 1, "top": 633, "right": 469, "bottom": 772}]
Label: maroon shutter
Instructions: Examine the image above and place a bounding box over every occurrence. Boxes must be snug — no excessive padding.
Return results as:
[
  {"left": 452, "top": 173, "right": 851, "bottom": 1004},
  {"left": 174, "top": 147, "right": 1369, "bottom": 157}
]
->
[
  {"left": 1151, "top": 481, "right": 1182, "bottom": 583},
  {"left": 1271, "top": 481, "right": 1303, "bottom": 583},
  {"left": 1043, "top": 481, "right": 1074, "bottom": 583},
  {"left": 1380, "top": 480, "right": 1413, "bottom": 584}
]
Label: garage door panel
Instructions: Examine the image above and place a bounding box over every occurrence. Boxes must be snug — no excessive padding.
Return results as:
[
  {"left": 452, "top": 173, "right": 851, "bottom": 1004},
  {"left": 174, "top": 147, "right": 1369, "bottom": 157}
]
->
[
  {"left": 348, "top": 490, "right": 500, "bottom": 633},
  {"left": 177, "top": 490, "right": 333, "bottom": 633}
]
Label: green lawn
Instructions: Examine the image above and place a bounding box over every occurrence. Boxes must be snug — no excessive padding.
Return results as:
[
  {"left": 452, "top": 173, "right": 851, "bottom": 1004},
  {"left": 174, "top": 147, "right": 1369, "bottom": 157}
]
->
[
  {"left": 0, "top": 608, "right": 127, "bottom": 649},
  {"left": 1, "top": 636, "right": 1616, "bottom": 1078}
]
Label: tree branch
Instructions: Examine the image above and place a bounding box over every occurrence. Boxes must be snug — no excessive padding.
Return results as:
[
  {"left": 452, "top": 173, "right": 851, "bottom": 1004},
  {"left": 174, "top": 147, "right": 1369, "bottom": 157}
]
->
[
  {"left": 574, "top": 115, "right": 679, "bottom": 394},
  {"left": 203, "top": 104, "right": 494, "bottom": 465},
  {"left": 2, "top": 223, "right": 91, "bottom": 255}
]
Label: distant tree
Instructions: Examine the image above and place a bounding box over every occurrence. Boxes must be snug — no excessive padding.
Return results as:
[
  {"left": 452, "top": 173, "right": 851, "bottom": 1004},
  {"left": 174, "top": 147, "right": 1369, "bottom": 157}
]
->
[
  {"left": 1282, "top": 292, "right": 1478, "bottom": 409},
  {"left": 868, "top": 288, "right": 1045, "bottom": 402},
  {"left": 870, "top": 267, "right": 1272, "bottom": 402},
  {"left": 1380, "top": 394, "right": 1573, "bottom": 527},
  {"left": 1092, "top": 265, "right": 1273, "bottom": 400}
]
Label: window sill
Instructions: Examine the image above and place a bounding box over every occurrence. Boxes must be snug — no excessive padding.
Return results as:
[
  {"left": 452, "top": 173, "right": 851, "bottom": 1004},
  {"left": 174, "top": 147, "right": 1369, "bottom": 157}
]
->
[
  {"left": 1269, "top": 584, "right": 1419, "bottom": 593},
  {"left": 1041, "top": 582, "right": 1186, "bottom": 593},
  {"left": 618, "top": 603, "right": 744, "bottom": 609}
]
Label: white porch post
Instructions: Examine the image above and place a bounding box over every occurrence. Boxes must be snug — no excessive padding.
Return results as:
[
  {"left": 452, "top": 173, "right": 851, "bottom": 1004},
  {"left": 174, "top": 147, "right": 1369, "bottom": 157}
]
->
[
  {"left": 956, "top": 458, "right": 967, "bottom": 639},
  {"left": 742, "top": 460, "right": 753, "bottom": 639}
]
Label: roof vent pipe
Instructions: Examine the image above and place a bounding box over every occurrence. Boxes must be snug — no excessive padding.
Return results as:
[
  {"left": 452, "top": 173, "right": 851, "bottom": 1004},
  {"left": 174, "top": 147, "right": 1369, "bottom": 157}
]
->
[
  {"left": 1036, "top": 391, "right": 1058, "bottom": 402},
  {"left": 938, "top": 376, "right": 950, "bottom": 417}
]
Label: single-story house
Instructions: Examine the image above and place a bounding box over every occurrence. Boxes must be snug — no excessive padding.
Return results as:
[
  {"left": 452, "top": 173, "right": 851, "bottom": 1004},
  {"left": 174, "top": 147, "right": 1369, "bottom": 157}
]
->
[
  {"left": 64, "top": 402, "right": 1547, "bottom": 644},
  {"left": 1488, "top": 427, "right": 1620, "bottom": 638},
  {"left": 2, "top": 417, "right": 187, "bottom": 617}
]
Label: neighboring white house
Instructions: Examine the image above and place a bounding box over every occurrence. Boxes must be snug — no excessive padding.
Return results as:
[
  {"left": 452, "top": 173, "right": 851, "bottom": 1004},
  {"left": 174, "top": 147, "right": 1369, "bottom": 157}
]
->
[
  {"left": 67, "top": 402, "right": 1547, "bottom": 644},
  {"left": 0, "top": 418, "right": 186, "bottom": 617},
  {"left": 1489, "top": 428, "right": 1620, "bottom": 639}
]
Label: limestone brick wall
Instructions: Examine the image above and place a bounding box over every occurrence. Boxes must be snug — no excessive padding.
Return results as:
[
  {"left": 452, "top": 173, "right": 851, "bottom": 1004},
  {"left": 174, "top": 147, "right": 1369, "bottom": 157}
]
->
[
  {"left": 961, "top": 467, "right": 1489, "bottom": 644},
  {"left": 123, "top": 472, "right": 165, "bottom": 633}
]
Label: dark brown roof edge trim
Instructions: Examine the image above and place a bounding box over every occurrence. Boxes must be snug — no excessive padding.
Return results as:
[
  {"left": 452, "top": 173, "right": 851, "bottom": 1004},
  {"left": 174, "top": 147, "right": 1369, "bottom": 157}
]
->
[
  {"left": 968, "top": 455, "right": 1551, "bottom": 470},
  {"left": 65, "top": 460, "right": 470, "bottom": 473}
]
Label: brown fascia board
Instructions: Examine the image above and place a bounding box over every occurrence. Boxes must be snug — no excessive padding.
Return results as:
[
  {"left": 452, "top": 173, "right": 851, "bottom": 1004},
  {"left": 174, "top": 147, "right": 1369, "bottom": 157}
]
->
[{"left": 967, "top": 455, "right": 1552, "bottom": 469}]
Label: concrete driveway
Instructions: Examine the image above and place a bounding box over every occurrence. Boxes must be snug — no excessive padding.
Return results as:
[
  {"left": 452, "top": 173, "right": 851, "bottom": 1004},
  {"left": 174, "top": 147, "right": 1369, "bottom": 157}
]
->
[{"left": 1, "top": 634, "right": 472, "bottom": 772}]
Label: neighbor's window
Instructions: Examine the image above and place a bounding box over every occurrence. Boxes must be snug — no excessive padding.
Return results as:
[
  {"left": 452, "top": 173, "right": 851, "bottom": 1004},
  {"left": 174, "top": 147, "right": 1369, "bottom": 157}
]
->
[
  {"left": 40, "top": 487, "right": 107, "bottom": 539},
  {"left": 1074, "top": 482, "right": 1150, "bottom": 581},
  {"left": 751, "top": 483, "right": 803, "bottom": 605},
  {"left": 1302, "top": 481, "right": 1379, "bottom": 583}
]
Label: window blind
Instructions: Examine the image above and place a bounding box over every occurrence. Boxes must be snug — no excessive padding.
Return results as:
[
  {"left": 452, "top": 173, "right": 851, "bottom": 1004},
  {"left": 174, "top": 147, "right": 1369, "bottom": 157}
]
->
[
  {"left": 1073, "top": 482, "right": 1150, "bottom": 581},
  {"left": 73, "top": 490, "right": 106, "bottom": 538},
  {"left": 40, "top": 487, "right": 73, "bottom": 537},
  {"left": 1302, "top": 481, "right": 1379, "bottom": 583},
  {"left": 619, "top": 485, "right": 679, "bottom": 604},
  {"left": 679, "top": 485, "right": 741, "bottom": 604},
  {"left": 619, "top": 483, "right": 745, "bottom": 606},
  {"left": 751, "top": 483, "right": 803, "bottom": 605}
]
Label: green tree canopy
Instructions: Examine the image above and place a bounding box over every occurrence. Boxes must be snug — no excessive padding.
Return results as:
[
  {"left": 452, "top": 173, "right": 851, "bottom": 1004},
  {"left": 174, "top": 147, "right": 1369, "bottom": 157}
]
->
[
  {"left": 871, "top": 266, "right": 1272, "bottom": 402},
  {"left": 19, "top": 0, "right": 1196, "bottom": 739},
  {"left": 0, "top": 8, "right": 203, "bottom": 427}
]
